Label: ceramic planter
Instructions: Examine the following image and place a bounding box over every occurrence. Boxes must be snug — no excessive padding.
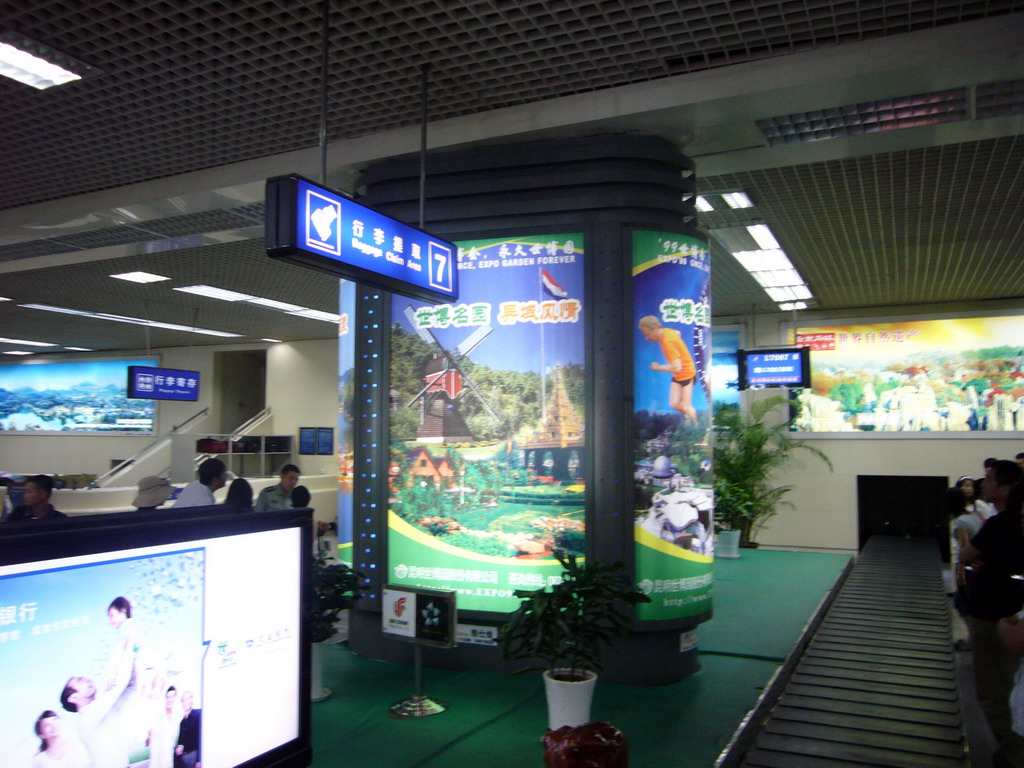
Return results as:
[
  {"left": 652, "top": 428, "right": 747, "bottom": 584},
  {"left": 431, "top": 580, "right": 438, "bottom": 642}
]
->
[{"left": 543, "top": 668, "right": 597, "bottom": 730}]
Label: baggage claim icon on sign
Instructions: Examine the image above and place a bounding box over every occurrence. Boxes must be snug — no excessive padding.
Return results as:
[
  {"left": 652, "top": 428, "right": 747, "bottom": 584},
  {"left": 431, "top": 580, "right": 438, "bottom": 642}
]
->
[{"left": 266, "top": 174, "right": 458, "bottom": 304}]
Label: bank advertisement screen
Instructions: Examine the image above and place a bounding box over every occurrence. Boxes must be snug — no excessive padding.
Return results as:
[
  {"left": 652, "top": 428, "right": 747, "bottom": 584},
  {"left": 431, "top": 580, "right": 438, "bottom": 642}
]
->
[
  {"left": 388, "top": 234, "right": 586, "bottom": 613},
  {"left": 632, "top": 230, "right": 713, "bottom": 621},
  {"left": 0, "top": 521, "right": 305, "bottom": 768},
  {"left": 789, "top": 315, "right": 1024, "bottom": 432}
]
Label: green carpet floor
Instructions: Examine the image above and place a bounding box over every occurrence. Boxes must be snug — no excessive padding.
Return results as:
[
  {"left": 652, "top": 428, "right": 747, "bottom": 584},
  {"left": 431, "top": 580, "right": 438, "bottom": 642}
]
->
[{"left": 310, "top": 548, "right": 851, "bottom": 768}]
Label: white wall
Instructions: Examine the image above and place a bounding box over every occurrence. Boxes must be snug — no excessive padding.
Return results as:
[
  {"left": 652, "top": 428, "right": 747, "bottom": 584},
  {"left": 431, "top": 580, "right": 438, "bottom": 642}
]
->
[{"left": 722, "top": 301, "right": 1024, "bottom": 553}]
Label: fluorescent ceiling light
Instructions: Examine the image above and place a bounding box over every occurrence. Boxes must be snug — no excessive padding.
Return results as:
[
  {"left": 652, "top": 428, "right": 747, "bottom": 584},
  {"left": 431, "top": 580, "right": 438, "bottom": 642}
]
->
[
  {"left": 262, "top": 338, "right": 283, "bottom": 343},
  {"left": 110, "top": 271, "right": 171, "bottom": 283},
  {"left": 0, "top": 336, "right": 57, "bottom": 347},
  {"left": 731, "top": 250, "right": 794, "bottom": 272},
  {"left": 765, "top": 286, "right": 797, "bottom": 302},
  {"left": 779, "top": 302, "right": 808, "bottom": 311},
  {"left": 746, "top": 224, "right": 780, "bottom": 250},
  {"left": 750, "top": 268, "right": 805, "bottom": 288},
  {"left": 721, "top": 192, "right": 753, "bottom": 209},
  {"left": 248, "top": 297, "right": 305, "bottom": 312},
  {"left": 20, "top": 303, "right": 94, "bottom": 317},
  {"left": 3, "top": 350, "right": 33, "bottom": 355},
  {"left": 174, "top": 285, "right": 256, "bottom": 302},
  {"left": 64, "top": 347, "right": 92, "bottom": 351},
  {"left": 0, "top": 297, "right": 10, "bottom": 302},
  {"left": 288, "top": 309, "right": 341, "bottom": 323},
  {"left": 0, "top": 36, "right": 83, "bottom": 90},
  {"left": 21, "top": 303, "right": 241, "bottom": 338},
  {"left": 790, "top": 285, "right": 813, "bottom": 300},
  {"left": 694, "top": 196, "right": 714, "bottom": 212}
]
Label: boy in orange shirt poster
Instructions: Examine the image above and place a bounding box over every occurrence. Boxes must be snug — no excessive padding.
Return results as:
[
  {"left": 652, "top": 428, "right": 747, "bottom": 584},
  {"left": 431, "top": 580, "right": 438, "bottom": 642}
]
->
[{"left": 638, "top": 315, "right": 697, "bottom": 424}]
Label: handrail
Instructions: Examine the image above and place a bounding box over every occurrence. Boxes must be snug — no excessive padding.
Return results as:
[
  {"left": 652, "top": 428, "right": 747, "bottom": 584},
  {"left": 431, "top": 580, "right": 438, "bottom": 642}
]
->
[
  {"left": 193, "top": 407, "right": 273, "bottom": 468},
  {"left": 92, "top": 407, "right": 210, "bottom": 488}
]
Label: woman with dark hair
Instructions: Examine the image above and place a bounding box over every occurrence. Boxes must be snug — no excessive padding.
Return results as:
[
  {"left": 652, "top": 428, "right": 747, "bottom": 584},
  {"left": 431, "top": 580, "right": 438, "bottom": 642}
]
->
[
  {"left": 223, "top": 478, "right": 254, "bottom": 510},
  {"left": 32, "top": 710, "right": 90, "bottom": 768}
]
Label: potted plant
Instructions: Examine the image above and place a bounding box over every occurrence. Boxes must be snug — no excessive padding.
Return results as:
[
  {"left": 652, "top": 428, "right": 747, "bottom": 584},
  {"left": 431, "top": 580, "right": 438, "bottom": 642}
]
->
[
  {"left": 713, "top": 396, "right": 832, "bottom": 550},
  {"left": 309, "top": 542, "right": 362, "bottom": 701},
  {"left": 499, "top": 552, "right": 651, "bottom": 730}
]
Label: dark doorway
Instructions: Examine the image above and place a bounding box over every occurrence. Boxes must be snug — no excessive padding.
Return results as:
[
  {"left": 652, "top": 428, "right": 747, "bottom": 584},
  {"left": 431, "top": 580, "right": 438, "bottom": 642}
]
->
[
  {"left": 215, "top": 350, "right": 267, "bottom": 433},
  {"left": 857, "top": 475, "right": 949, "bottom": 559}
]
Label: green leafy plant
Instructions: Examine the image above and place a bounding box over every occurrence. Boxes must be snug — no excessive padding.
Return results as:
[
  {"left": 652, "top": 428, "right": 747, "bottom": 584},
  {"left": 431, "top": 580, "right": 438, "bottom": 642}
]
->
[
  {"left": 499, "top": 553, "right": 651, "bottom": 681},
  {"left": 310, "top": 545, "right": 363, "bottom": 643},
  {"left": 713, "top": 396, "right": 832, "bottom": 546}
]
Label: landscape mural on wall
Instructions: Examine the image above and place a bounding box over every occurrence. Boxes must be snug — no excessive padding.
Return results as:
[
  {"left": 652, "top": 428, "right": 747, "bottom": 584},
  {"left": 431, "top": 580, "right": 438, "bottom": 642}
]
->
[
  {"left": 388, "top": 234, "right": 586, "bottom": 613},
  {"left": 789, "top": 315, "right": 1024, "bottom": 432}
]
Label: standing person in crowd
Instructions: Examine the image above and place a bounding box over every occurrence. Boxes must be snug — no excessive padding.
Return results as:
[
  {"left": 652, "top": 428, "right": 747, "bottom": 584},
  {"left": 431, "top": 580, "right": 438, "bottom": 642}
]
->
[
  {"left": 7, "top": 475, "right": 65, "bottom": 521},
  {"left": 254, "top": 465, "right": 301, "bottom": 512},
  {"left": 951, "top": 476, "right": 994, "bottom": 611},
  {"left": 132, "top": 476, "right": 173, "bottom": 512},
  {"left": 960, "top": 461, "right": 1024, "bottom": 768},
  {"left": 223, "top": 477, "right": 254, "bottom": 510},
  {"left": 173, "top": 459, "right": 227, "bottom": 508},
  {"left": 985, "top": 457, "right": 1000, "bottom": 478}
]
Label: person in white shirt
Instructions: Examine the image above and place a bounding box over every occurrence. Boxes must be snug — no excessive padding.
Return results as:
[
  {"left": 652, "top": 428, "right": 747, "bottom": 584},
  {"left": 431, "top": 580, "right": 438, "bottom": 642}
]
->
[{"left": 172, "top": 459, "right": 227, "bottom": 508}]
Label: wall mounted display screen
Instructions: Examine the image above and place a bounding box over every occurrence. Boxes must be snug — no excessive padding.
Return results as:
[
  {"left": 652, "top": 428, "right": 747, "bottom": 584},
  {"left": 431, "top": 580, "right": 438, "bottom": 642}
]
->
[
  {"left": 298, "top": 427, "right": 316, "bottom": 455},
  {"left": 0, "top": 358, "right": 157, "bottom": 434},
  {"left": 266, "top": 174, "right": 458, "bottom": 304},
  {"left": 127, "top": 365, "right": 200, "bottom": 402},
  {"left": 738, "top": 347, "right": 810, "bottom": 390},
  {"left": 632, "top": 230, "right": 713, "bottom": 622},
  {"left": 315, "top": 427, "right": 334, "bottom": 456},
  {"left": 789, "top": 315, "right": 1024, "bottom": 432},
  {"left": 388, "top": 234, "right": 586, "bottom": 613},
  {"left": 0, "top": 509, "right": 310, "bottom": 768},
  {"left": 711, "top": 328, "right": 741, "bottom": 408}
]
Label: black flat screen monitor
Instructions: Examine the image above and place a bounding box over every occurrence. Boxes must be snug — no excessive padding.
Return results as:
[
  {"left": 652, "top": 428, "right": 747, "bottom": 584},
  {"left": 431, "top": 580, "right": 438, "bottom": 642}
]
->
[
  {"left": 0, "top": 507, "right": 312, "bottom": 768},
  {"left": 738, "top": 346, "right": 811, "bottom": 390}
]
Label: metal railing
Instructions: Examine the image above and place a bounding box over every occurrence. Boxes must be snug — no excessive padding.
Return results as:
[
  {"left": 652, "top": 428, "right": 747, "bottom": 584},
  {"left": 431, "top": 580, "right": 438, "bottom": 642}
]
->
[{"left": 92, "top": 407, "right": 210, "bottom": 488}]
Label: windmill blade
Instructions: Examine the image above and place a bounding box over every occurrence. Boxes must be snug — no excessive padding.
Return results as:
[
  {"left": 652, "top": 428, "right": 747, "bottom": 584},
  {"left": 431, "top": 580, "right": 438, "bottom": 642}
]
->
[
  {"left": 459, "top": 370, "right": 503, "bottom": 424},
  {"left": 455, "top": 325, "right": 493, "bottom": 359},
  {"left": 405, "top": 379, "right": 435, "bottom": 408},
  {"left": 404, "top": 306, "right": 439, "bottom": 347}
]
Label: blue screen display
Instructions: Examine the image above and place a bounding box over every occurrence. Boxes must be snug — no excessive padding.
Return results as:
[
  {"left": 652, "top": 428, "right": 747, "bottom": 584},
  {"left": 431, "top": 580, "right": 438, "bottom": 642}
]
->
[
  {"left": 127, "top": 365, "right": 200, "bottom": 401},
  {"left": 268, "top": 175, "right": 458, "bottom": 303},
  {"left": 745, "top": 351, "right": 803, "bottom": 385}
]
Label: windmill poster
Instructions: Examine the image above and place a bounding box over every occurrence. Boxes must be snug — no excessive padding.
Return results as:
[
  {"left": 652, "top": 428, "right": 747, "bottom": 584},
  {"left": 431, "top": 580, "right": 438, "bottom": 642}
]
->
[
  {"left": 388, "top": 234, "right": 586, "bottom": 613},
  {"left": 632, "top": 230, "right": 714, "bottom": 621}
]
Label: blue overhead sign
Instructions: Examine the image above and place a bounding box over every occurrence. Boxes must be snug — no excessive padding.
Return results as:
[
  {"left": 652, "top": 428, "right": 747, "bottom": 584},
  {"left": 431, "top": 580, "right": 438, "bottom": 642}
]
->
[
  {"left": 127, "top": 366, "right": 200, "bottom": 402},
  {"left": 265, "top": 174, "right": 458, "bottom": 304}
]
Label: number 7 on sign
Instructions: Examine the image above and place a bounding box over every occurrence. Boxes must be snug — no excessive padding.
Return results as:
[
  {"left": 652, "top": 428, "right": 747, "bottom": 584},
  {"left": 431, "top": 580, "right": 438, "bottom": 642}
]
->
[{"left": 427, "top": 243, "right": 454, "bottom": 292}]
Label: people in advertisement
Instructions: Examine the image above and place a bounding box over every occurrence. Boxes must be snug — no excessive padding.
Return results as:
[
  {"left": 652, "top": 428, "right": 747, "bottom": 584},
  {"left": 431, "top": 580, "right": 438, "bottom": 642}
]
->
[
  {"left": 638, "top": 315, "right": 697, "bottom": 425},
  {"left": 31, "top": 710, "right": 91, "bottom": 768}
]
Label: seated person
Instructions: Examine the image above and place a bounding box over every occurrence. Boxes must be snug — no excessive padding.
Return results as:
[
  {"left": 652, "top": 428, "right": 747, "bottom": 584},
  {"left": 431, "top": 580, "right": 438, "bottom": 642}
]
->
[
  {"left": 132, "top": 476, "right": 173, "bottom": 512},
  {"left": 173, "top": 458, "right": 227, "bottom": 508},
  {"left": 7, "top": 475, "right": 65, "bottom": 521},
  {"left": 224, "top": 477, "right": 254, "bottom": 510},
  {"left": 254, "top": 464, "right": 301, "bottom": 512}
]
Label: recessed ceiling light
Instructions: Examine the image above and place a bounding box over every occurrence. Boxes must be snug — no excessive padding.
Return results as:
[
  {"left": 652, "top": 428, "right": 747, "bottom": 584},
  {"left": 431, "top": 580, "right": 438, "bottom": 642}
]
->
[
  {"left": 174, "top": 285, "right": 256, "bottom": 302},
  {"left": 21, "top": 303, "right": 240, "bottom": 337},
  {"left": 721, "top": 192, "right": 753, "bottom": 209},
  {"left": 3, "top": 350, "right": 33, "bottom": 355},
  {"left": 779, "top": 302, "right": 808, "bottom": 311},
  {"left": 746, "top": 224, "right": 780, "bottom": 250},
  {"left": 110, "top": 271, "right": 171, "bottom": 283},
  {"left": 288, "top": 309, "right": 342, "bottom": 323},
  {"left": 0, "top": 297, "right": 11, "bottom": 302},
  {"left": 262, "top": 338, "right": 283, "bottom": 343},
  {"left": 731, "top": 250, "right": 794, "bottom": 272},
  {"left": 694, "top": 196, "right": 714, "bottom": 212},
  {"left": 0, "top": 336, "right": 57, "bottom": 347},
  {"left": 20, "top": 303, "right": 94, "bottom": 317},
  {"left": 0, "top": 34, "right": 89, "bottom": 90},
  {"left": 248, "top": 297, "right": 305, "bottom": 312}
]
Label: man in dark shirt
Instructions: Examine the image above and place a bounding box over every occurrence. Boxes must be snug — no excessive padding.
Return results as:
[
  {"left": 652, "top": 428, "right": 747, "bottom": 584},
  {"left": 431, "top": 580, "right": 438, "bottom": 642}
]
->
[
  {"left": 961, "top": 460, "right": 1024, "bottom": 768},
  {"left": 175, "top": 690, "right": 201, "bottom": 768},
  {"left": 6, "top": 475, "right": 66, "bottom": 521}
]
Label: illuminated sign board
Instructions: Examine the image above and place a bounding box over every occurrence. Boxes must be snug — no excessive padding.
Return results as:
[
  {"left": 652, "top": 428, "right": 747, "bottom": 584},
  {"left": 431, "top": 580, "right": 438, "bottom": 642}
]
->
[
  {"left": 382, "top": 586, "right": 457, "bottom": 648},
  {"left": 265, "top": 174, "right": 458, "bottom": 304},
  {"left": 738, "top": 347, "right": 810, "bottom": 389},
  {"left": 127, "top": 365, "right": 200, "bottom": 401}
]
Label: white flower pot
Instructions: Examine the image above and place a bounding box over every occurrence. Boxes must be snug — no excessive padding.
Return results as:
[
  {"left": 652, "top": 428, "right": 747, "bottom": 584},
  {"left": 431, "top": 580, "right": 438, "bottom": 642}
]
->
[
  {"left": 311, "top": 641, "right": 332, "bottom": 702},
  {"left": 717, "top": 529, "right": 741, "bottom": 558},
  {"left": 543, "top": 668, "right": 597, "bottom": 730}
]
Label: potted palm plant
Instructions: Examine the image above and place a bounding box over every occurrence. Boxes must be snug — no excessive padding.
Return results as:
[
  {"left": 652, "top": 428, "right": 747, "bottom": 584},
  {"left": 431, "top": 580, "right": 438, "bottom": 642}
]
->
[
  {"left": 713, "top": 396, "right": 832, "bottom": 551},
  {"left": 499, "top": 553, "right": 650, "bottom": 730},
  {"left": 309, "top": 544, "right": 362, "bottom": 701}
]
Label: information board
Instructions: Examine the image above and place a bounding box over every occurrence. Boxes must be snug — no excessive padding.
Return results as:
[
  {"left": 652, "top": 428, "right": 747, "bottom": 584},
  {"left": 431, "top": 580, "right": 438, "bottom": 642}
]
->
[
  {"left": 127, "top": 365, "right": 200, "bottom": 402},
  {"left": 382, "top": 586, "right": 457, "bottom": 648},
  {"left": 738, "top": 347, "right": 809, "bottom": 389},
  {"left": 265, "top": 174, "right": 458, "bottom": 304}
]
